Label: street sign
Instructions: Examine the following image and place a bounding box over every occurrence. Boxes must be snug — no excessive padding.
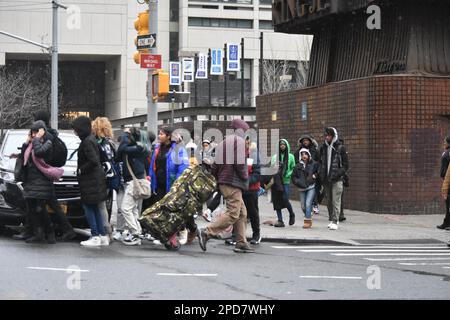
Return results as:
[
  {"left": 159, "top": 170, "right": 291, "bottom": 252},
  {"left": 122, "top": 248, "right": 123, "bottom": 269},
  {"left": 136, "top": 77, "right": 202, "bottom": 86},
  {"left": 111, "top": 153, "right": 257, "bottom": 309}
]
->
[
  {"left": 140, "top": 53, "right": 162, "bottom": 69},
  {"left": 210, "top": 48, "right": 223, "bottom": 75},
  {"left": 196, "top": 53, "right": 208, "bottom": 79},
  {"left": 137, "top": 34, "right": 156, "bottom": 50},
  {"left": 182, "top": 57, "right": 195, "bottom": 82},
  {"left": 170, "top": 62, "right": 181, "bottom": 86},
  {"left": 227, "top": 43, "right": 240, "bottom": 72}
]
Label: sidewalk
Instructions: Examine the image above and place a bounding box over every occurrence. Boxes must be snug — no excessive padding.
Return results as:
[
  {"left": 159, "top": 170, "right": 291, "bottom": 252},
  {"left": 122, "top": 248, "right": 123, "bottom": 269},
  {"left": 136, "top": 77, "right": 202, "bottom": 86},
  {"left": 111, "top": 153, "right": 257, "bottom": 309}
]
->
[{"left": 197, "top": 194, "right": 450, "bottom": 245}]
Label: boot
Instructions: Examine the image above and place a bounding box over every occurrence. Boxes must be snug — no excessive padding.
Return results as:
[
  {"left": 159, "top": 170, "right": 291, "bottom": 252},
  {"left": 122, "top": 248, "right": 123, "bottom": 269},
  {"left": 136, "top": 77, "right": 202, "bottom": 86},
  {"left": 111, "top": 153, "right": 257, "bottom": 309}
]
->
[
  {"left": 58, "top": 229, "right": 77, "bottom": 242},
  {"left": 46, "top": 229, "right": 56, "bottom": 244},
  {"left": 13, "top": 226, "right": 34, "bottom": 240},
  {"left": 25, "top": 227, "right": 46, "bottom": 244},
  {"left": 303, "top": 219, "right": 312, "bottom": 229}
]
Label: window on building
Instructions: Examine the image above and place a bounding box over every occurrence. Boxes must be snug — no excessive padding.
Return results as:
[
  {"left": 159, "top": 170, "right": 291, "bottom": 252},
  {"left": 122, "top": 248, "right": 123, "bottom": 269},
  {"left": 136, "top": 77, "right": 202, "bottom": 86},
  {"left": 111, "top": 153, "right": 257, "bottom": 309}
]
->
[
  {"left": 170, "top": 0, "right": 179, "bottom": 22},
  {"left": 188, "top": 0, "right": 253, "bottom": 4},
  {"left": 259, "top": 20, "right": 273, "bottom": 30},
  {"left": 188, "top": 18, "right": 253, "bottom": 29},
  {"left": 169, "top": 32, "right": 179, "bottom": 61},
  {"left": 259, "top": 0, "right": 272, "bottom": 5}
]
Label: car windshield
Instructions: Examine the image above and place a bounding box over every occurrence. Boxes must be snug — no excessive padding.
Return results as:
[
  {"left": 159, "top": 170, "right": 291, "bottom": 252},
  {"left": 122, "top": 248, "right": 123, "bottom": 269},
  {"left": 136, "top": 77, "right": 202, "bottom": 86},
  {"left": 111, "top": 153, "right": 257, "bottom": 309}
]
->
[{"left": 1, "top": 131, "right": 80, "bottom": 162}]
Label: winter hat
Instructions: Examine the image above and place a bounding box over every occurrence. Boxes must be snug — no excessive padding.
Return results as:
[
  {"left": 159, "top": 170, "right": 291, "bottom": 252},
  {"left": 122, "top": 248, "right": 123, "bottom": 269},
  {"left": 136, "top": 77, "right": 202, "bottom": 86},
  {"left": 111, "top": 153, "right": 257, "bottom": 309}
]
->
[
  {"left": 202, "top": 139, "right": 211, "bottom": 145},
  {"left": 30, "top": 120, "right": 47, "bottom": 133},
  {"left": 71, "top": 116, "right": 92, "bottom": 139},
  {"left": 299, "top": 148, "right": 311, "bottom": 159}
]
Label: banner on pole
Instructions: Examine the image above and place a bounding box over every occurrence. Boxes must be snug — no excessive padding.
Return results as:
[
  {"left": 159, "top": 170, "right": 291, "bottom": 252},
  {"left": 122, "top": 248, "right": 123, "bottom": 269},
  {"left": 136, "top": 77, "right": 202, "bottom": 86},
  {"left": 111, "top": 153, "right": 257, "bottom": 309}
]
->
[
  {"left": 227, "top": 43, "right": 240, "bottom": 72},
  {"left": 210, "top": 48, "right": 223, "bottom": 75},
  {"left": 169, "top": 62, "right": 181, "bottom": 86},
  {"left": 182, "top": 58, "right": 195, "bottom": 82},
  {"left": 196, "top": 53, "right": 208, "bottom": 79}
]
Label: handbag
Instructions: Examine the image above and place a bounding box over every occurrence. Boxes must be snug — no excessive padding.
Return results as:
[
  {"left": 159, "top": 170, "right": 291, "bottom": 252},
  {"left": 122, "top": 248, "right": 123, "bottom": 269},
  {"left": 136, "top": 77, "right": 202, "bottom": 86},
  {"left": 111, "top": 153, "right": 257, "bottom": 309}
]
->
[
  {"left": 125, "top": 155, "right": 151, "bottom": 199},
  {"left": 14, "top": 157, "right": 25, "bottom": 182}
]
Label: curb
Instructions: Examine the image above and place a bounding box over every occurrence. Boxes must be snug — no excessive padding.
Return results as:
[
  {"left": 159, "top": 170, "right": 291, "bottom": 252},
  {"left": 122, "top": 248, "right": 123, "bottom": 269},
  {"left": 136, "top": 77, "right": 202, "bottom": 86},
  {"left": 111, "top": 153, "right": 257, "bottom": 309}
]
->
[{"left": 256, "top": 237, "right": 355, "bottom": 246}]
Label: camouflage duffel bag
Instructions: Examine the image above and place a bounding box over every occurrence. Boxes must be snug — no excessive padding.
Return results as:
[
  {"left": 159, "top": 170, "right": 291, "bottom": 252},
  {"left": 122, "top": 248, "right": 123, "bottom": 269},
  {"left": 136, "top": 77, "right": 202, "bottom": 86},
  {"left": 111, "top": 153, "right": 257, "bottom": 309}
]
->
[{"left": 139, "top": 165, "right": 216, "bottom": 243}]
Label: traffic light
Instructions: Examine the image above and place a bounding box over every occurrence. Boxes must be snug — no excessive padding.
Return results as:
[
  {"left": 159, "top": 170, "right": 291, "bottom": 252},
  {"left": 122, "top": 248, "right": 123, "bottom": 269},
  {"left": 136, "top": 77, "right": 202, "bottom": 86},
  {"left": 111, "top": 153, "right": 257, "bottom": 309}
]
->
[
  {"left": 152, "top": 69, "right": 169, "bottom": 102},
  {"left": 134, "top": 10, "right": 149, "bottom": 64}
]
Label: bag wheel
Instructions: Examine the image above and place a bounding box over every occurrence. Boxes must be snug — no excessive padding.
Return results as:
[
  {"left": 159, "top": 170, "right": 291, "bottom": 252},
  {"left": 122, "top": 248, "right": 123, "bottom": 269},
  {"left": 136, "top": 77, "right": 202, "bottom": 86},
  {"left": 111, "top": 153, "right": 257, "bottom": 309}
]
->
[{"left": 164, "top": 234, "right": 181, "bottom": 251}]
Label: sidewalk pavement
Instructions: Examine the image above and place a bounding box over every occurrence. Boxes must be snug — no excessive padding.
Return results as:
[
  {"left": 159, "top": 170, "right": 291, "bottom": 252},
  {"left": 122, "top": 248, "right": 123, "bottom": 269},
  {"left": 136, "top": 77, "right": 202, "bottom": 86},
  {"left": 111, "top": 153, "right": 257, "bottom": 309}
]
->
[{"left": 197, "top": 194, "right": 450, "bottom": 245}]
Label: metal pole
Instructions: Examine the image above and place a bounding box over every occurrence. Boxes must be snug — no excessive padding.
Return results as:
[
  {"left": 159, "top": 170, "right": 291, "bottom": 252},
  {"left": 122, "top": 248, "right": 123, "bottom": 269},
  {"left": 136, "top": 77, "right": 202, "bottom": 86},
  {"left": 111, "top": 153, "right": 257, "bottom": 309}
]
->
[
  {"left": 0, "top": 31, "right": 50, "bottom": 50},
  {"left": 51, "top": 1, "right": 59, "bottom": 129},
  {"left": 224, "top": 43, "right": 227, "bottom": 108},
  {"left": 194, "top": 53, "right": 198, "bottom": 107},
  {"left": 148, "top": 0, "right": 158, "bottom": 135},
  {"left": 240, "top": 37, "right": 244, "bottom": 108},
  {"left": 259, "top": 32, "right": 264, "bottom": 96},
  {"left": 208, "top": 48, "right": 212, "bottom": 108},
  {"left": 171, "top": 91, "right": 175, "bottom": 125}
]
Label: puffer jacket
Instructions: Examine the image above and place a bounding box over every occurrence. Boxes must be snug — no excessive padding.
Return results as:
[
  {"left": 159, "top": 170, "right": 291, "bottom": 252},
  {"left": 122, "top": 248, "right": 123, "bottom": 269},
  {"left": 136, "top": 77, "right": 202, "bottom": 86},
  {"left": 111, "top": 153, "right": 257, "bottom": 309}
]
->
[
  {"left": 72, "top": 116, "right": 108, "bottom": 205},
  {"left": 318, "top": 128, "right": 349, "bottom": 184},
  {"left": 292, "top": 159, "right": 318, "bottom": 191},
  {"left": 117, "top": 133, "right": 149, "bottom": 183},
  {"left": 22, "top": 136, "right": 55, "bottom": 200},
  {"left": 271, "top": 139, "right": 296, "bottom": 185}
]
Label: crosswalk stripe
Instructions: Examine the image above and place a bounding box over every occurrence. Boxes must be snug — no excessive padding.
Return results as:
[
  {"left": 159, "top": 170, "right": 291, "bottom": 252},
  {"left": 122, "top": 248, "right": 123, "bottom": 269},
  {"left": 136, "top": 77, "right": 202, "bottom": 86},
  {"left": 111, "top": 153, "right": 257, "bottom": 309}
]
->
[
  {"left": 365, "top": 257, "right": 450, "bottom": 261},
  {"left": 332, "top": 253, "right": 450, "bottom": 256},
  {"left": 299, "top": 249, "right": 450, "bottom": 253},
  {"left": 398, "top": 262, "right": 450, "bottom": 266},
  {"left": 299, "top": 276, "right": 362, "bottom": 280},
  {"left": 272, "top": 245, "right": 446, "bottom": 250}
]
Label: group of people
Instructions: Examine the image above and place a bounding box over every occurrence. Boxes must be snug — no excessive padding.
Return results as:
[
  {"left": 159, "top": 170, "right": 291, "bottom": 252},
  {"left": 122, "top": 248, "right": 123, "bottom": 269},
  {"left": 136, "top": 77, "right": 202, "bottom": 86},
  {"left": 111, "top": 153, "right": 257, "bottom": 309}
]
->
[{"left": 12, "top": 112, "right": 354, "bottom": 252}]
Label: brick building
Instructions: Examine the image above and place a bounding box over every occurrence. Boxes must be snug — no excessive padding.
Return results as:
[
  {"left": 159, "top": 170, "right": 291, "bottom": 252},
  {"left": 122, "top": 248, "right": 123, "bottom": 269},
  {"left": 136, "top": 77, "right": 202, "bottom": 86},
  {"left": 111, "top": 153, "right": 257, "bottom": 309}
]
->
[{"left": 257, "top": 0, "right": 450, "bottom": 214}]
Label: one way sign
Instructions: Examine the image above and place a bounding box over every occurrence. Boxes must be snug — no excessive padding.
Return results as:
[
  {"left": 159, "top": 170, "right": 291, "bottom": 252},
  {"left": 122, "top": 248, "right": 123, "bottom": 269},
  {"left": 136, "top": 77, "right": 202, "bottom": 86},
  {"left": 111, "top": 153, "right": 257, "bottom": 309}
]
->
[{"left": 137, "top": 34, "right": 157, "bottom": 50}]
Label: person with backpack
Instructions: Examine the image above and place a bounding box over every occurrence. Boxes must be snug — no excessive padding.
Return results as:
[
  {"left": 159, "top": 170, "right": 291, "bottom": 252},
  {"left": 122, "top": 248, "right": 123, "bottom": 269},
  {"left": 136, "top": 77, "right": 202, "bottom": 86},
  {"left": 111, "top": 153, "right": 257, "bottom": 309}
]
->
[
  {"left": 437, "top": 135, "right": 450, "bottom": 230},
  {"left": 72, "top": 116, "right": 109, "bottom": 247},
  {"left": 115, "top": 127, "right": 150, "bottom": 246},
  {"left": 292, "top": 148, "right": 319, "bottom": 228},
  {"left": 92, "top": 117, "right": 118, "bottom": 240},
  {"left": 13, "top": 111, "right": 76, "bottom": 242},
  {"left": 318, "top": 127, "right": 349, "bottom": 231},
  {"left": 20, "top": 121, "right": 64, "bottom": 244}
]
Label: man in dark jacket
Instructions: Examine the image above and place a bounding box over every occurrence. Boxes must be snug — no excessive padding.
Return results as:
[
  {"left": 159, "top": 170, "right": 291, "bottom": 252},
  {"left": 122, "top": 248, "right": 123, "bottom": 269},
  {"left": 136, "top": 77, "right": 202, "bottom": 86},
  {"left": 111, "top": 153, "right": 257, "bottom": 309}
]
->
[
  {"left": 318, "top": 127, "right": 349, "bottom": 230},
  {"left": 198, "top": 119, "right": 253, "bottom": 253},
  {"left": 72, "top": 116, "right": 109, "bottom": 247},
  {"left": 437, "top": 135, "right": 450, "bottom": 230}
]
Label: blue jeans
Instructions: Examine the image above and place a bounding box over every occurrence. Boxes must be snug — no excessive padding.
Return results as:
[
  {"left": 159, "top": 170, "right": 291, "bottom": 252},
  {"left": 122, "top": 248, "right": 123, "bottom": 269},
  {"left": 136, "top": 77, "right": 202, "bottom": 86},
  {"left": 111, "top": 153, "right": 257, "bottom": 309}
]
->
[
  {"left": 299, "top": 188, "right": 316, "bottom": 219},
  {"left": 83, "top": 204, "right": 105, "bottom": 237},
  {"left": 276, "top": 184, "right": 295, "bottom": 222}
]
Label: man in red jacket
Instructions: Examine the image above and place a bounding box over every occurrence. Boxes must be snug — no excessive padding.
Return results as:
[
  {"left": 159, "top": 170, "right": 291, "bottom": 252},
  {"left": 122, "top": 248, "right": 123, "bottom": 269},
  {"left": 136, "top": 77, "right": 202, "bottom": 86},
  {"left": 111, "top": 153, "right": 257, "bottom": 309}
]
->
[{"left": 198, "top": 119, "right": 254, "bottom": 253}]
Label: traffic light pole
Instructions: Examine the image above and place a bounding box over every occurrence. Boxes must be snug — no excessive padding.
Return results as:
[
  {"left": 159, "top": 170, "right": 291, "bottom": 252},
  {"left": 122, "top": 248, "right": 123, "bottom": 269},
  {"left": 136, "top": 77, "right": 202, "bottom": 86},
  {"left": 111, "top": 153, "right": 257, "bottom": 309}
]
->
[{"left": 147, "top": 0, "right": 158, "bottom": 135}]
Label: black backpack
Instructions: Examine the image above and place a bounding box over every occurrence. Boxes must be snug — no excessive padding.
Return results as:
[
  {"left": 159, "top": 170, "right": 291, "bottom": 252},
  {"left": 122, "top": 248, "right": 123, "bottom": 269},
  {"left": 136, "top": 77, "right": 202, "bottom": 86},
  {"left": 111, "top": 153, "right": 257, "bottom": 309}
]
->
[{"left": 49, "top": 136, "right": 68, "bottom": 167}]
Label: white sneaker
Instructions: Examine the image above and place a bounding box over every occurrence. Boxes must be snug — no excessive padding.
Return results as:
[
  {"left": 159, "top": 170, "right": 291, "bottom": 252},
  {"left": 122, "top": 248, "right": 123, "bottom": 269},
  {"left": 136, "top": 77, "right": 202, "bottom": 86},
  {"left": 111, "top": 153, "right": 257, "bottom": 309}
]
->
[
  {"left": 329, "top": 223, "right": 338, "bottom": 230},
  {"left": 80, "top": 236, "right": 102, "bottom": 247},
  {"left": 313, "top": 206, "right": 320, "bottom": 214},
  {"left": 153, "top": 239, "right": 162, "bottom": 245},
  {"left": 100, "top": 235, "right": 110, "bottom": 246},
  {"left": 327, "top": 222, "right": 333, "bottom": 228},
  {"left": 178, "top": 229, "right": 188, "bottom": 245},
  {"left": 112, "top": 231, "right": 123, "bottom": 241},
  {"left": 201, "top": 209, "right": 212, "bottom": 222}
]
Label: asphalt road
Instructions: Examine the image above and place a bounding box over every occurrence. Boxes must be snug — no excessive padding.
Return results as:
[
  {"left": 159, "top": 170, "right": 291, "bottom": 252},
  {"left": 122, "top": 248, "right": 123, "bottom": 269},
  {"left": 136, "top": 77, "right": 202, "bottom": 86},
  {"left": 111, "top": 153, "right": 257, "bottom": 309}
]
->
[{"left": 0, "top": 234, "right": 449, "bottom": 300}]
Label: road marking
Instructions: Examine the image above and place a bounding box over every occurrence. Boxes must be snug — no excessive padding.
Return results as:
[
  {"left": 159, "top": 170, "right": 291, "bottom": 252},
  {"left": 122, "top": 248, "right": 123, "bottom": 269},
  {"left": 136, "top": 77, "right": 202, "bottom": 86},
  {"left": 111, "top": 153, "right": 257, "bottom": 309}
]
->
[
  {"left": 365, "top": 258, "right": 450, "bottom": 261},
  {"left": 157, "top": 273, "right": 217, "bottom": 277},
  {"left": 272, "top": 246, "right": 446, "bottom": 250},
  {"left": 299, "top": 276, "right": 362, "bottom": 280},
  {"left": 398, "top": 263, "right": 450, "bottom": 266},
  {"left": 27, "top": 267, "right": 89, "bottom": 272},
  {"left": 333, "top": 253, "right": 450, "bottom": 256},
  {"left": 300, "top": 249, "right": 450, "bottom": 253},
  {"left": 443, "top": 267, "right": 450, "bottom": 269}
]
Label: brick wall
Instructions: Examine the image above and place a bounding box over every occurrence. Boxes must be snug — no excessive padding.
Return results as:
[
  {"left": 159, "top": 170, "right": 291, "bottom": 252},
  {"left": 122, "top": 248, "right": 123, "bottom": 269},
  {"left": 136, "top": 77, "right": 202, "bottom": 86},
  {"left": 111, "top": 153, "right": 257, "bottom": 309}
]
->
[{"left": 256, "top": 75, "right": 450, "bottom": 214}]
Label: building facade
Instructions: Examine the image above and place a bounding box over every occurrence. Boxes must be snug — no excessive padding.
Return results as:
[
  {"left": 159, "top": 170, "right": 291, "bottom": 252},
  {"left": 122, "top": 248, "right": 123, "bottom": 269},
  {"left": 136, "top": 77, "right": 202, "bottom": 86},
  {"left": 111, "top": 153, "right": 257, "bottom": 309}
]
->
[
  {"left": 0, "top": 0, "right": 311, "bottom": 127},
  {"left": 257, "top": 0, "right": 450, "bottom": 214}
]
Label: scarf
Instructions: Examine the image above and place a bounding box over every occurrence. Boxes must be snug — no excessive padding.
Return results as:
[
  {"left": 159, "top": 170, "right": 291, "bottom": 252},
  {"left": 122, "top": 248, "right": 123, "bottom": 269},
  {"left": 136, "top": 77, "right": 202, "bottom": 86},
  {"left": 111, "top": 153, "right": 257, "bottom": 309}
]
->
[{"left": 24, "top": 143, "right": 64, "bottom": 182}]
